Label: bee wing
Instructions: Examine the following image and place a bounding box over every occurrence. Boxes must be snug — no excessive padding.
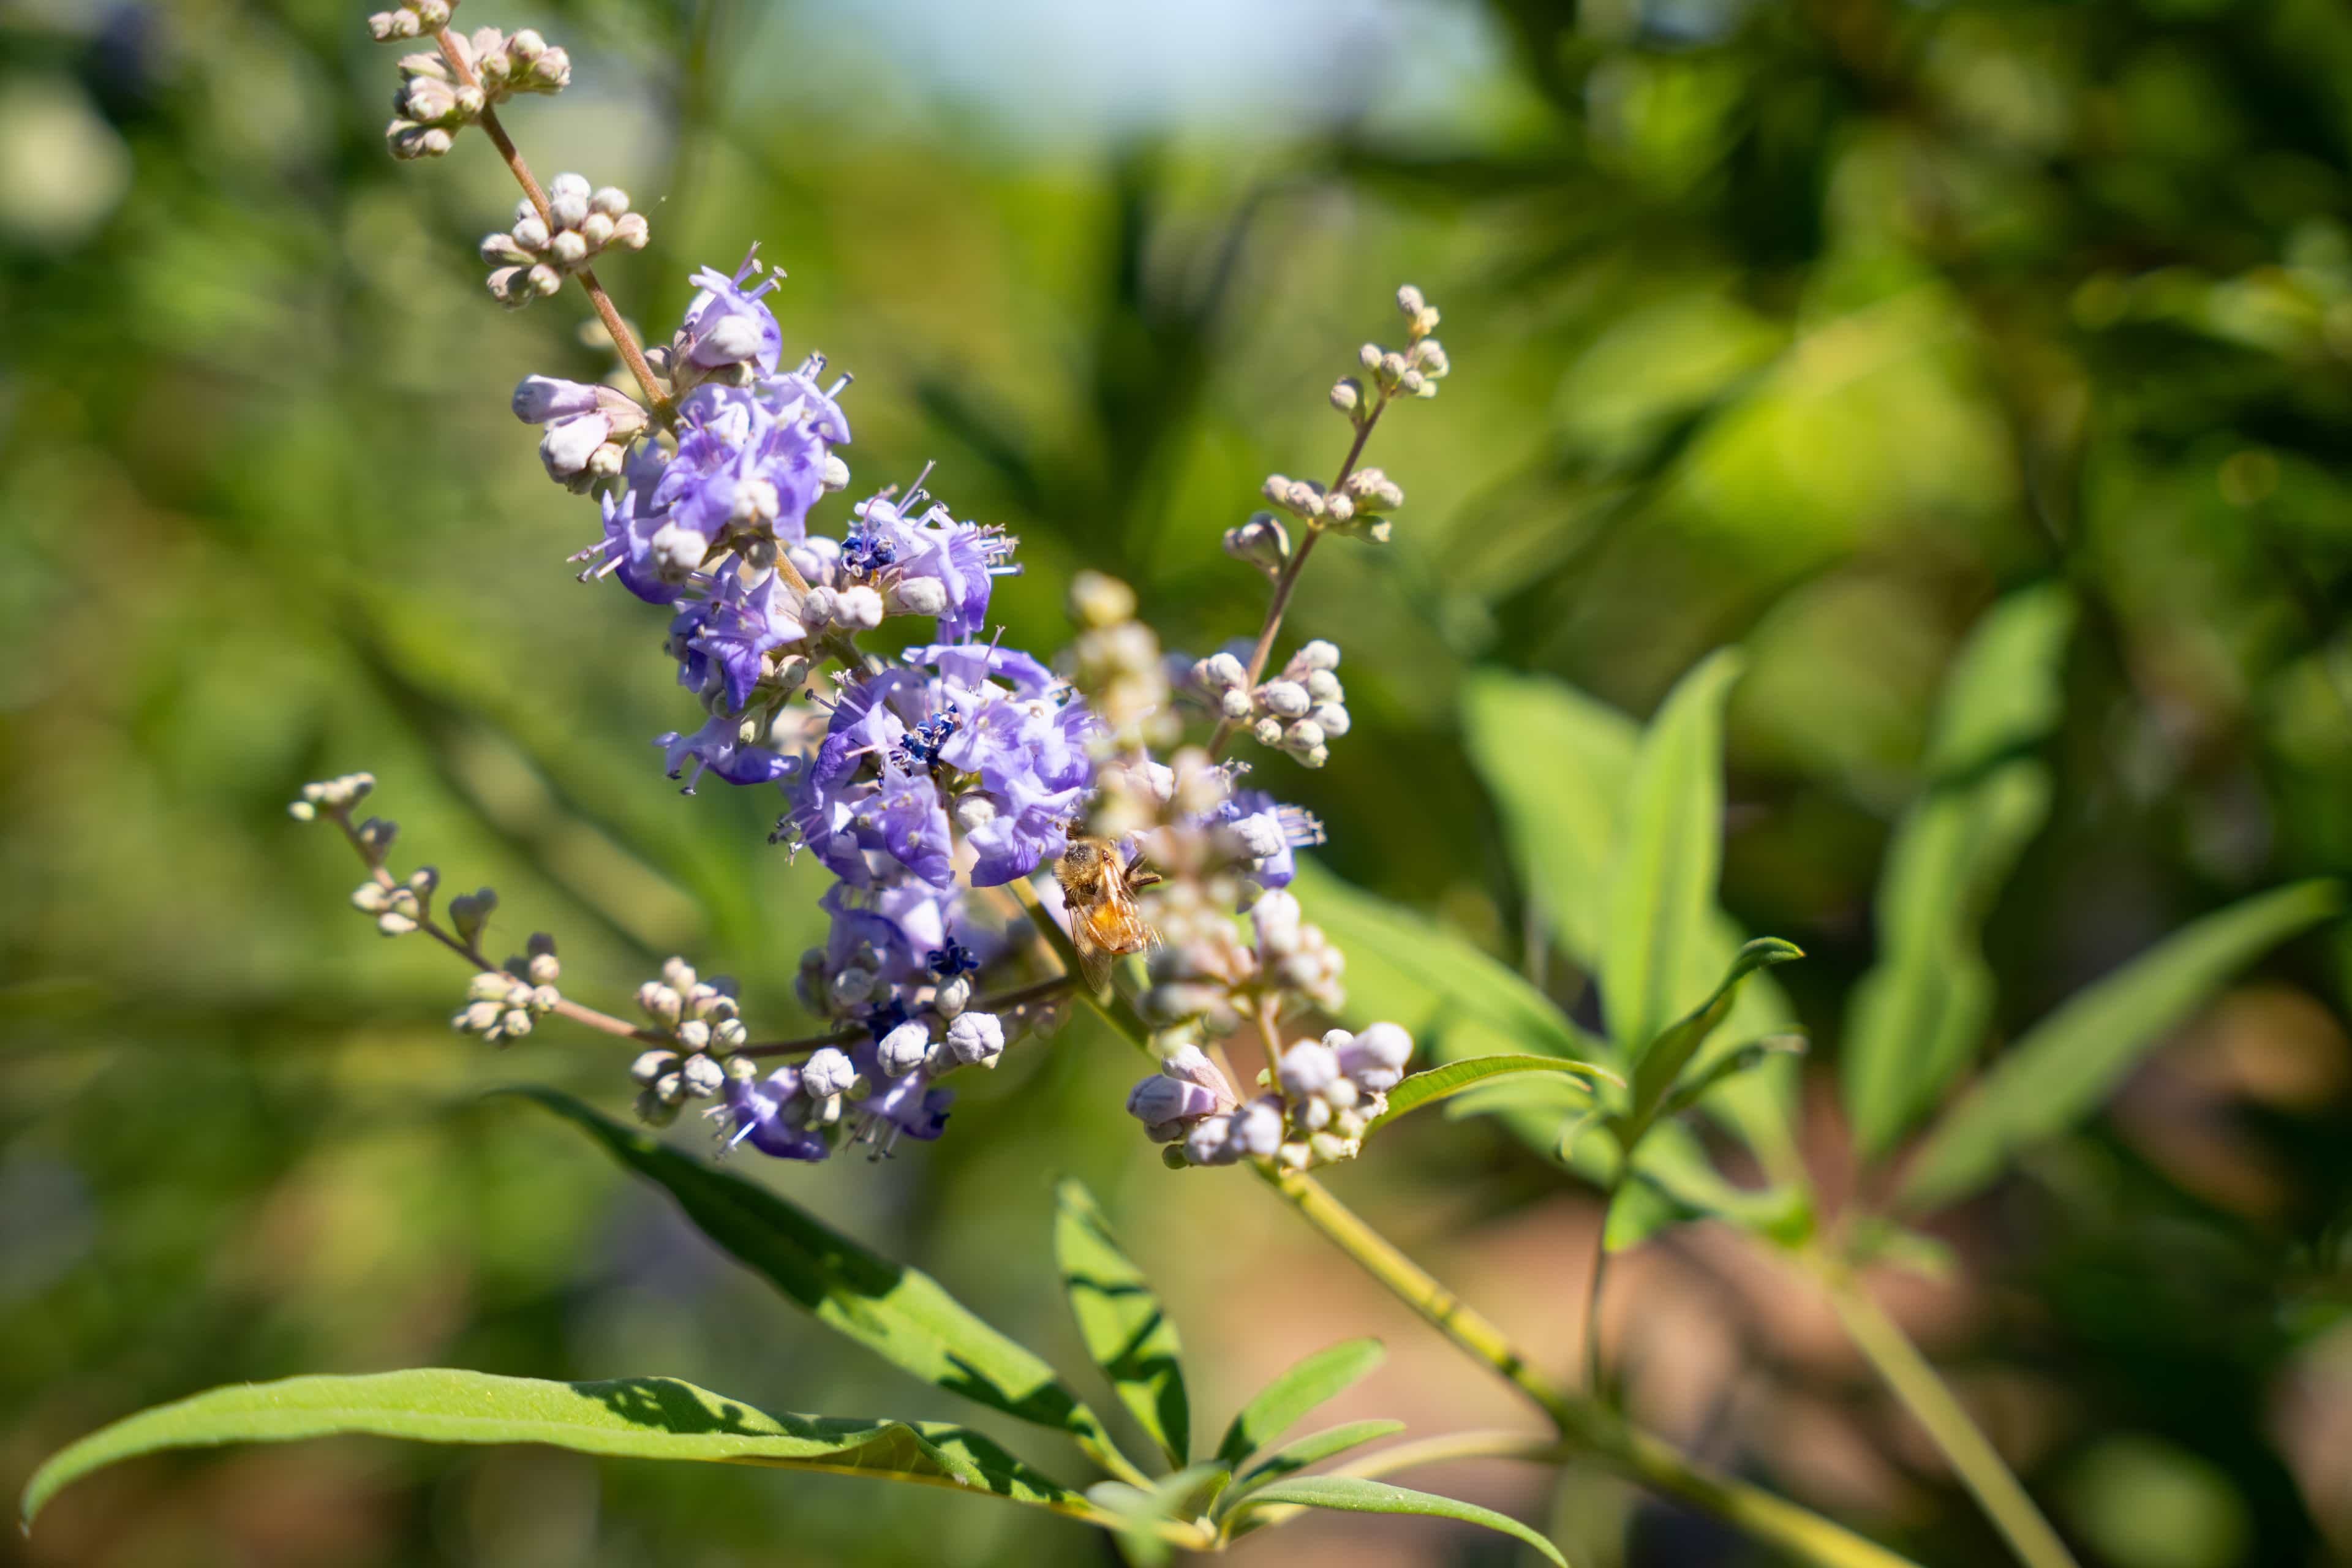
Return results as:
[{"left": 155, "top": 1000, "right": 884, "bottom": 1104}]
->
[{"left": 1071, "top": 925, "right": 1117, "bottom": 993}]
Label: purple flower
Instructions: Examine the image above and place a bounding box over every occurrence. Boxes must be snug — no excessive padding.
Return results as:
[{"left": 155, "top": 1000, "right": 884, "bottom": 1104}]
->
[
  {"left": 720, "top": 1067, "right": 830, "bottom": 1161},
  {"left": 669, "top": 562, "right": 811, "bottom": 711},
  {"left": 653, "top": 385, "right": 829, "bottom": 550},
  {"left": 1216, "top": 790, "right": 1326, "bottom": 891},
  {"left": 657, "top": 715, "right": 796, "bottom": 793},
  {"left": 680, "top": 250, "right": 784, "bottom": 372},
  {"left": 848, "top": 496, "right": 1017, "bottom": 639},
  {"left": 574, "top": 447, "right": 684, "bottom": 605}
]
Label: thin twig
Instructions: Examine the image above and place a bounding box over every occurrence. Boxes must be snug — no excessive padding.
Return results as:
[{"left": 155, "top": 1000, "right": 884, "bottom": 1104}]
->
[{"left": 1207, "top": 396, "right": 1389, "bottom": 761}]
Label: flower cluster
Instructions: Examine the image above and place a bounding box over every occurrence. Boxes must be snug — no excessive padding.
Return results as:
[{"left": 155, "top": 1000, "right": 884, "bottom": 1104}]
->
[
  {"left": 1126, "top": 1020, "right": 1412, "bottom": 1171},
  {"left": 481, "top": 177, "right": 648, "bottom": 308},
  {"left": 1188, "top": 639, "right": 1350, "bottom": 768},
  {"left": 451, "top": 935, "right": 563, "bottom": 1044}
]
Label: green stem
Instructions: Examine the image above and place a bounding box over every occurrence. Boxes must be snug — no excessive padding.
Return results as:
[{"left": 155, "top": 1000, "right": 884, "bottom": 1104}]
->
[
  {"left": 1817, "top": 1260, "right": 2080, "bottom": 1568},
  {"left": 1261, "top": 1169, "right": 1921, "bottom": 1568}
]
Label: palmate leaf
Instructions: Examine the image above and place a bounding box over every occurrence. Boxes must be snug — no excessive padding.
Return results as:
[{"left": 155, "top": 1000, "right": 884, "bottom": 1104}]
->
[
  {"left": 507, "top": 1088, "right": 1138, "bottom": 1482},
  {"left": 1215, "top": 1338, "right": 1384, "bottom": 1468},
  {"left": 1054, "top": 1178, "right": 1189, "bottom": 1470},
  {"left": 1224, "top": 1475, "right": 1567, "bottom": 1566},
  {"left": 1897, "top": 880, "right": 2346, "bottom": 1213},
  {"left": 21, "top": 1371, "right": 1092, "bottom": 1529}
]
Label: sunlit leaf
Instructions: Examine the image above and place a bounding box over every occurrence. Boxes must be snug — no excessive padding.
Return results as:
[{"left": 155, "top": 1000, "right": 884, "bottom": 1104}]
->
[
  {"left": 1365, "top": 1054, "right": 1620, "bottom": 1137},
  {"left": 1604, "top": 649, "right": 1744, "bottom": 1057},
  {"left": 1214, "top": 1339, "right": 1384, "bottom": 1468},
  {"left": 509, "top": 1089, "right": 1134, "bottom": 1480},
  {"left": 1624, "top": 938, "right": 1804, "bottom": 1142},
  {"left": 1054, "top": 1178, "right": 1189, "bottom": 1470},
  {"left": 1461, "top": 668, "right": 1638, "bottom": 967},
  {"left": 1229, "top": 1420, "right": 1407, "bottom": 1497},
  {"left": 21, "top": 1370, "right": 1088, "bottom": 1528},
  {"left": 1844, "top": 584, "right": 2074, "bottom": 1158},
  {"left": 1224, "top": 1475, "right": 1567, "bottom": 1565},
  {"left": 1897, "top": 881, "right": 2346, "bottom": 1212}
]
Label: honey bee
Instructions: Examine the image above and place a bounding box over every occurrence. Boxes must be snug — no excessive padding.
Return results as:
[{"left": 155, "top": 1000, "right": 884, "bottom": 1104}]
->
[{"left": 1055, "top": 835, "right": 1160, "bottom": 992}]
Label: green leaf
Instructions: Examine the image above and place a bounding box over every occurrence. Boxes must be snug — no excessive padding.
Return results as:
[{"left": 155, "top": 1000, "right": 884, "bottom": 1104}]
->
[
  {"left": 21, "top": 1370, "right": 1089, "bottom": 1529},
  {"left": 1054, "top": 1178, "right": 1189, "bottom": 1470},
  {"left": 1365, "top": 1054, "right": 1621, "bottom": 1137},
  {"left": 1461, "top": 668, "right": 1639, "bottom": 967},
  {"left": 1654, "top": 1033, "right": 1806, "bottom": 1125},
  {"left": 1604, "top": 649, "right": 1743, "bottom": 1056},
  {"left": 1624, "top": 938, "right": 1804, "bottom": 1142},
  {"left": 1214, "top": 1338, "right": 1384, "bottom": 1468},
  {"left": 1291, "top": 861, "right": 1607, "bottom": 1068},
  {"left": 1230, "top": 1420, "right": 1406, "bottom": 1497},
  {"left": 508, "top": 1089, "right": 1134, "bottom": 1480},
  {"left": 1224, "top": 1476, "right": 1567, "bottom": 1566},
  {"left": 1921, "top": 582, "right": 2075, "bottom": 781},
  {"left": 1897, "top": 880, "right": 2346, "bottom": 1212}
]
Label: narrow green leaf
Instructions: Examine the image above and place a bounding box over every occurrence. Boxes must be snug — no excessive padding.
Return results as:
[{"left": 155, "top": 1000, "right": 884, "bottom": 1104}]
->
[
  {"left": 508, "top": 1089, "right": 1130, "bottom": 1479},
  {"left": 1291, "top": 861, "right": 1608, "bottom": 1068},
  {"left": 1604, "top": 649, "right": 1743, "bottom": 1056},
  {"left": 1921, "top": 582, "right": 2075, "bottom": 781},
  {"left": 1625, "top": 938, "right": 1804, "bottom": 1140},
  {"left": 1461, "top": 668, "right": 1639, "bottom": 967},
  {"left": 1230, "top": 1420, "right": 1406, "bottom": 1498},
  {"left": 1214, "top": 1339, "right": 1384, "bottom": 1468},
  {"left": 1845, "top": 758, "right": 2052, "bottom": 1156},
  {"left": 1224, "top": 1476, "right": 1567, "bottom": 1566},
  {"left": 1655, "top": 1034, "right": 1806, "bottom": 1125},
  {"left": 1898, "top": 881, "right": 2346, "bottom": 1212},
  {"left": 22, "top": 1370, "right": 1087, "bottom": 1529},
  {"left": 1365, "top": 1055, "right": 1620, "bottom": 1137},
  {"left": 1054, "top": 1178, "right": 1189, "bottom": 1470}
]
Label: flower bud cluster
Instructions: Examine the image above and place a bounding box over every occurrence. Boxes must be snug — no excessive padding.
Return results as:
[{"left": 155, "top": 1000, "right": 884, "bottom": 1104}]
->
[
  {"left": 288, "top": 772, "right": 377, "bottom": 823},
  {"left": 350, "top": 867, "right": 437, "bottom": 937},
  {"left": 1189, "top": 639, "right": 1349, "bottom": 767},
  {"left": 451, "top": 935, "right": 563, "bottom": 1044},
  {"left": 513, "top": 375, "right": 653, "bottom": 491},
  {"left": 1259, "top": 1022, "right": 1412, "bottom": 1170},
  {"left": 625, "top": 957, "right": 750, "bottom": 1125},
  {"left": 1063, "top": 571, "right": 1177, "bottom": 754},
  {"left": 483, "top": 178, "right": 648, "bottom": 308},
  {"left": 366, "top": 0, "right": 455, "bottom": 43}
]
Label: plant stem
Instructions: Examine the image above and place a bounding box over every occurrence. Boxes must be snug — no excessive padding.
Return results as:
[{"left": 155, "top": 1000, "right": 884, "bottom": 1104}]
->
[
  {"left": 1008, "top": 876, "right": 1156, "bottom": 1055},
  {"left": 1207, "top": 396, "right": 1387, "bottom": 761},
  {"left": 1817, "top": 1260, "right": 2081, "bottom": 1568},
  {"left": 1583, "top": 1178, "right": 1621, "bottom": 1395},
  {"left": 429, "top": 24, "right": 674, "bottom": 427},
  {"left": 1261, "top": 1168, "right": 1923, "bottom": 1568}
]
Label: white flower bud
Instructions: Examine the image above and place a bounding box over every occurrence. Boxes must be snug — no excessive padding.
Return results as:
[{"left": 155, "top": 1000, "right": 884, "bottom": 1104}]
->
[
  {"left": 548, "top": 173, "right": 591, "bottom": 228},
  {"left": 510, "top": 215, "right": 550, "bottom": 252},
  {"left": 1220, "top": 688, "right": 1254, "bottom": 721},
  {"left": 1311, "top": 703, "right": 1351, "bottom": 738},
  {"left": 1301, "top": 1096, "right": 1333, "bottom": 1131},
  {"left": 1183, "top": 1115, "right": 1235, "bottom": 1166},
  {"left": 831, "top": 967, "right": 876, "bottom": 1008},
  {"left": 682, "top": 1053, "right": 726, "bottom": 1098},
  {"left": 1396, "top": 284, "right": 1427, "bottom": 317},
  {"left": 1257, "top": 680, "right": 1311, "bottom": 718},
  {"left": 944, "top": 1011, "right": 1005, "bottom": 1068},
  {"left": 1278, "top": 1041, "right": 1340, "bottom": 1098},
  {"left": 1231, "top": 1099, "right": 1285, "bottom": 1157},
  {"left": 834, "top": 585, "right": 884, "bottom": 630},
  {"left": 700, "top": 314, "right": 766, "bottom": 364},
  {"left": 1252, "top": 717, "right": 1285, "bottom": 748},
  {"left": 352, "top": 883, "right": 391, "bottom": 914},
  {"left": 468, "top": 971, "right": 513, "bottom": 1003},
  {"left": 459, "top": 1000, "right": 503, "bottom": 1033},
  {"left": 654, "top": 1069, "right": 685, "bottom": 1104},
  {"left": 886, "top": 576, "right": 951, "bottom": 617},
  {"left": 821, "top": 453, "right": 851, "bottom": 491},
  {"left": 1253, "top": 890, "right": 1303, "bottom": 957},
  {"left": 1323, "top": 491, "right": 1355, "bottom": 522},
  {"left": 1196, "top": 651, "right": 1247, "bottom": 690},
  {"left": 529, "top": 985, "right": 560, "bottom": 1013},
  {"left": 550, "top": 228, "right": 589, "bottom": 267},
  {"left": 951, "top": 792, "right": 999, "bottom": 832},
  {"left": 933, "top": 974, "right": 973, "bottom": 1018},
  {"left": 377, "top": 912, "right": 418, "bottom": 936},
  {"left": 1330, "top": 377, "right": 1362, "bottom": 414},
  {"left": 803, "top": 1046, "right": 856, "bottom": 1098},
  {"left": 1068, "top": 570, "right": 1137, "bottom": 628},
  {"left": 877, "top": 1021, "right": 930, "bottom": 1077},
  {"left": 1304, "top": 668, "right": 1344, "bottom": 701},
  {"left": 590, "top": 185, "right": 630, "bottom": 216},
  {"left": 676, "top": 1018, "right": 711, "bottom": 1052},
  {"left": 1285, "top": 718, "right": 1326, "bottom": 752},
  {"left": 610, "top": 212, "right": 649, "bottom": 249},
  {"left": 638, "top": 982, "right": 683, "bottom": 1025},
  {"left": 1297, "top": 639, "right": 1340, "bottom": 671},
  {"left": 712, "top": 1017, "right": 747, "bottom": 1050}
]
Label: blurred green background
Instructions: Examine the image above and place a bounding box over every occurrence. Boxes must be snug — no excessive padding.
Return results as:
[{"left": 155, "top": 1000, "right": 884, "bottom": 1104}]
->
[{"left": 6, "top": 0, "right": 2352, "bottom": 1562}]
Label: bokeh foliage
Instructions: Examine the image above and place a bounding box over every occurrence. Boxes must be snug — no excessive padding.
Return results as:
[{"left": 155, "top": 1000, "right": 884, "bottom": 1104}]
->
[{"left": 4, "top": 0, "right": 2352, "bottom": 1563}]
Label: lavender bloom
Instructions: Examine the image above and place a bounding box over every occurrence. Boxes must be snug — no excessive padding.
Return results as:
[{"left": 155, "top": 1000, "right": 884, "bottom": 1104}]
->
[
  {"left": 668, "top": 562, "right": 811, "bottom": 710},
  {"left": 652, "top": 384, "right": 829, "bottom": 549},
  {"left": 848, "top": 496, "right": 1017, "bottom": 639},
  {"left": 1216, "top": 789, "right": 1327, "bottom": 891},
  {"left": 680, "top": 250, "right": 784, "bottom": 372},
  {"left": 513, "top": 374, "right": 648, "bottom": 482},
  {"left": 720, "top": 1066, "right": 829, "bottom": 1161},
  {"left": 573, "top": 445, "right": 683, "bottom": 603},
  {"left": 657, "top": 715, "right": 795, "bottom": 793}
]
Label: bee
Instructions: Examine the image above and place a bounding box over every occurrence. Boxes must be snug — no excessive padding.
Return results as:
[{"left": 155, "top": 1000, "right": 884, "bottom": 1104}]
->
[{"left": 1055, "top": 834, "right": 1160, "bottom": 992}]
